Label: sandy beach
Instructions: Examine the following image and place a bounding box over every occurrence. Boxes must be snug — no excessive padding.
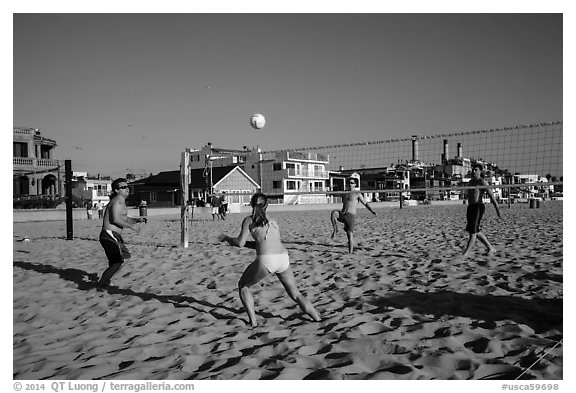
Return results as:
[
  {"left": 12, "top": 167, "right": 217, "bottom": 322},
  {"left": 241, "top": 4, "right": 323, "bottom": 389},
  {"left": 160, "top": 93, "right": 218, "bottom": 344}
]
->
[{"left": 13, "top": 202, "right": 562, "bottom": 380}]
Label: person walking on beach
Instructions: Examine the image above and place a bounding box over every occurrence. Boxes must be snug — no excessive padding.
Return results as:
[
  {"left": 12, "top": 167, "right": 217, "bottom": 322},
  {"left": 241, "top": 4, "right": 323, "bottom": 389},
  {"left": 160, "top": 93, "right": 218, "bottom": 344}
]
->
[
  {"left": 86, "top": 201, "right": 93, "bottom": 220},
  {"left": 96, "top": 200, "right": 104, "bottom": 219},
  {"left": 219, "top": 192, "right": 228, "bottom": 220},
  {"left": 96, "top": 178, "right": 147, "bottom": 289},
  {"left": 210, "top": 194, "right": 221, "bottom": 220},
  {"left": 330, "top": 175, "right": 376, "bottom": 253},
  {"left": 462, "top": 164, "right": 502, "bottom": 257},
  {"left": 218, "top": 193, "right": 321, "bottom": 328}
]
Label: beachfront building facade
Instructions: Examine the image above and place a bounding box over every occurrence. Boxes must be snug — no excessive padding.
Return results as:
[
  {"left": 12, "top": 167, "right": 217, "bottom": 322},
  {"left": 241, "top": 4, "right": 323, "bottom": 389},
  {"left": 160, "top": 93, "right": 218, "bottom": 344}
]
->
[
  {"left": 197, "top": 165, "right": 260, "bottom": 212},
  {"left": 338, "top": 166, "right": 411, "bottom": 202},
  {"left": 13, "top": 127, "right": 63, "bottom": 200},
  {"left": 186, "top": 144, "right": 332, "bottom": 205},
  {"left": 188, "top": 143, "right": 251, "bottom": 171},
  {"left": 71, "top": 172, "right": 112, "bottom": 208},
  {"left": 127, "top": 171, "right": 182, "bottom": 208},
  {"left": 243, "top": 150, "right": 330, "bottom": 205},
  {"left": 128, "top": 166, "right": 259, "bottom": 211}
]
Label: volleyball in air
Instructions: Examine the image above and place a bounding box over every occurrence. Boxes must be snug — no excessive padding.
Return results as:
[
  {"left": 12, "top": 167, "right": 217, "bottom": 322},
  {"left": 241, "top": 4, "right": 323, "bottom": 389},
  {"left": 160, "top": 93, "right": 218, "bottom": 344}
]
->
[{"left": 250, "top": 113, "right": 266, "bottom": 130}]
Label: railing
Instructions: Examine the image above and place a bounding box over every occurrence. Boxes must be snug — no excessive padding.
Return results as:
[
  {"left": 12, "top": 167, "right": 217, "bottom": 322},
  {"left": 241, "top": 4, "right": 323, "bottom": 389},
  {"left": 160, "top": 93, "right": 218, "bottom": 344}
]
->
[
  {"left": 286, "top": 168, "right": 329, "bottom": 178},
  {"left": 13, "top": 128, "right": 35, "bottom": 136},
  {"left": 14, "top": 157, "right": 60, "bottom": 167}
]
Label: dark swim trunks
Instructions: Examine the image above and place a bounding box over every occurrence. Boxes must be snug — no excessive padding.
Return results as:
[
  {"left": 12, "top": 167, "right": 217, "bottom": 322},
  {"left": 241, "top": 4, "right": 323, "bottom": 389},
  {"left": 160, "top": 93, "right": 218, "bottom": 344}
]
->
[
  {"left": 99, "top": 230, "right": 131, "bottom": 265},
  {"left": 466, "top": 204, "right": 486, "bottom": 234},
  {"left": 337, "top": 211, "right": 356, "bottom": 232}
]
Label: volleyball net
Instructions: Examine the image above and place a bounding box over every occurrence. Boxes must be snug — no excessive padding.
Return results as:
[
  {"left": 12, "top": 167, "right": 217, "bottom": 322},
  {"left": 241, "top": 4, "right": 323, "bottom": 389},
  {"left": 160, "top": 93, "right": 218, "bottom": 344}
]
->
[
  {"left": 180, "top": 121, "right": 562, "bottom": 246},
  {"left": 263, "top": 121, "right": 563, "bottom": 201},
  {"left": 274, "top": 122, "right": 562, "bottom": 179}
]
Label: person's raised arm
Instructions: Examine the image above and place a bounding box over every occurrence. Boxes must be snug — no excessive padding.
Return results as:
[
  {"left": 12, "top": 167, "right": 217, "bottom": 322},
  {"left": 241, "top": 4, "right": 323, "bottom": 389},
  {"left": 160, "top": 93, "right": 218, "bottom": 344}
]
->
[
  {"left": 109, "top": 201, "right": 146, "bottom": 230},
  {"left": 219, "top": 216, "right": 252, "bottom": 247},
  {"left": 359, "top": 193, "right": 376, "bottom": 215},
  {"left": 482, "top": 180, "right": 502, "bottom": 219}
]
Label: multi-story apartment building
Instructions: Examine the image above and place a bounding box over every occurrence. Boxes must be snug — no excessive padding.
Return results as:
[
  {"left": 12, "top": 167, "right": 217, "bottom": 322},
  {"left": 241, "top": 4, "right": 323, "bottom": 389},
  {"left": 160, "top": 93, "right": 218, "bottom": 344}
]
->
[
  {"left": 187, "top": 144, "right": 331, "bottom": 205},
  {"left": 13, "top": 127, "right": 63, "bottom": 198},
  {"left": 244, "top": 150, "right": 330, "bottom": 205}
]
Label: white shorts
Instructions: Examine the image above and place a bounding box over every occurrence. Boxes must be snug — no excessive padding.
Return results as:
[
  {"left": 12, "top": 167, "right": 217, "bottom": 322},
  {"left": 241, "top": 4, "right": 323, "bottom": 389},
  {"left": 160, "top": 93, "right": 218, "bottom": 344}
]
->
[
  {"left": 212, "top": 207, "right": 219, "bottom": 214},
  {"left": 258, "top": 253, "right": 290, "bottom": 274}
]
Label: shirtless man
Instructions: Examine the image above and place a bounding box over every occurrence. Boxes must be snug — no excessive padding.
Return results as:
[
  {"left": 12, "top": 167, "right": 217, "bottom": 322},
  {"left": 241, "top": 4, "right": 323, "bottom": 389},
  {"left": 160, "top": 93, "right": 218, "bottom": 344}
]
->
[
  {"left": 96, "top": 178, "right": 147, "bottom": 289},
  {"left": 330, "top": 176, "right": 376, "bottom": 253},
  {"left": 219, "top": 193, "right": 320, "bottom": 327},
  {"left": 463, "top": 164, "right": 502, "bottom": 256}
]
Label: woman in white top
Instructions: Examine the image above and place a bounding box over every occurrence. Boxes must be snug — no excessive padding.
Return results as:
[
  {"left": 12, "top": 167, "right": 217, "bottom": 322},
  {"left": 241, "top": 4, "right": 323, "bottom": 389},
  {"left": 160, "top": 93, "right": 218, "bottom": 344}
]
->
[{"left": 219, "top": 193, "right": 321, "bottom": 328}]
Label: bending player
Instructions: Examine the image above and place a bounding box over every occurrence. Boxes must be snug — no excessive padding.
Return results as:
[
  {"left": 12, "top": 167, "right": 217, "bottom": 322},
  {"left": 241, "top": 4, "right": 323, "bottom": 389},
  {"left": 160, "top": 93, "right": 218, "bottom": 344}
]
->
[{"left": 219, "top": 193, "right": 321, "bottom": 328}]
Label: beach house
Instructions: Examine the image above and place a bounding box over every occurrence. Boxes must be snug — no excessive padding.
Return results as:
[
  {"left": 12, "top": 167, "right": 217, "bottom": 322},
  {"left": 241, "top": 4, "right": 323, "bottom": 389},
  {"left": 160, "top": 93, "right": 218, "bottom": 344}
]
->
[
  {"left": 13, "top": 127, "right": 63, "bottom": 205},
  {"left": 71, "top": 172, "right": 112, "bottom": 208},
  {"left": 187, "top": 144, "right": 332, "bottom": 205},
  {"left": 128, "top": 166, "right": 259, "bottom": 212}
]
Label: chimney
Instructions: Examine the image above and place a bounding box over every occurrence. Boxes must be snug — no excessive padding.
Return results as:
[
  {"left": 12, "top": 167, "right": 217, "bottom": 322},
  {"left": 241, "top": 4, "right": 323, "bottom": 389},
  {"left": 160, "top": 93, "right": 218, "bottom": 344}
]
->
[
  {"left": 411, "top": 136, "right": 419, "bottom": 161},
  {"left": 457, "top": 143, "right": 462, "bottom": 158},
  {"left": 443, "top": 139, "right": 449, "bottom": 161}
]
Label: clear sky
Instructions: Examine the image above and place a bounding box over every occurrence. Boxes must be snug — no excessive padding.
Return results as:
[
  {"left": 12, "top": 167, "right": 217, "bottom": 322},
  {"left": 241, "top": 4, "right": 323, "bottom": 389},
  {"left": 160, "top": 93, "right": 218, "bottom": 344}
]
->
[{"left": 13, "top": 13, "right": 562, "bottom": 179}]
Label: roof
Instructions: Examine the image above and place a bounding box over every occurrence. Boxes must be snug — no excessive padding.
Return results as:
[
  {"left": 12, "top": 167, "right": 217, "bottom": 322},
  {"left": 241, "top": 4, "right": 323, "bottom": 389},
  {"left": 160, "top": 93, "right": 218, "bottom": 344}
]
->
[
  {"left": 190, "top": 165, "right": 250, "bottom": 188},
  {"left": 130, "top": 166, "right": 254, "bottom": 189}
]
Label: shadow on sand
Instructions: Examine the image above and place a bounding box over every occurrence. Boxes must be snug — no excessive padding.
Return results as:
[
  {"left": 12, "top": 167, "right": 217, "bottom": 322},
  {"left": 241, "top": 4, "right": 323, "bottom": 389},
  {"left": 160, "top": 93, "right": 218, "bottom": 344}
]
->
[
  {"left": 367, "top": 289, "right": 562, "bottom": 334},
  {"left": 13, "top": 260, "right": 309, "bottom": 326},
  {"left": 13, "top": 260, "right": 240, "bottom": 319}
]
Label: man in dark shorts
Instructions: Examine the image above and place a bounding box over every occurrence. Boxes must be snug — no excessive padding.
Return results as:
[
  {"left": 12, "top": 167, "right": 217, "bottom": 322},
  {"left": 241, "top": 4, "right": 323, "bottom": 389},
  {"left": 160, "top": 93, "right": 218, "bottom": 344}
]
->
[
  {"left": 219, "top": 192, "right": 228, "bottom": 220},
  {"left": 463, "top": 164, "right": 502, "bottom": 256},
  {"left": 97, "top": 178, "right": 147, "bottom": 289},
  {"left": 330, "top": 175, "right": 376, "bottom": 253},
  {"left": 211, "top": 194, "right": 222, "bottom": 220}
]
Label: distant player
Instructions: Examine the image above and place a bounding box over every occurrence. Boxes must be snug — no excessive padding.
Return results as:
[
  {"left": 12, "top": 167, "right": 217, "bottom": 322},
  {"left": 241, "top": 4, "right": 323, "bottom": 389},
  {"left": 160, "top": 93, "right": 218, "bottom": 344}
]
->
[
  {"left": 211, "top": 194, "right": 221, "bottom": 220},
  {"left": 462, "top": 164, "right": 502, "bottom": 256},
  {"left": 330, "top": 176, "right": 376, "bottom": 253}
]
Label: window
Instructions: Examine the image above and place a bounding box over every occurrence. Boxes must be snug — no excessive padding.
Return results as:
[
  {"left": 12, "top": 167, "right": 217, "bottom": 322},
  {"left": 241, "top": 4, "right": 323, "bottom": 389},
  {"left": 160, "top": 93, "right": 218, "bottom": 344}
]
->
[
  {"left": 273, "top": 181, "right": 281, "bottom": 189},
  {"left": 40, "top": 145, "right": 51, "bottom": 159},
  {"left": 150, "top": 192, "right": 157, "bottom": 202},
  {"left": 230, "top": 190, "right": 240, "bottom": 204},
  {"left": 13, "top": 142, "right": 28, "bottom": 158},
  {"left": 285, "top": 162, "right": 299, "bottom": 176},
  {"left": 242, "top": 190, "right": 251, "bottom": 204},
  {"left": 286, "top": 181, "right": 297, "bottom": 190},
  {"left": 273, "top": 163, "right": 282, "bottom": 171}
]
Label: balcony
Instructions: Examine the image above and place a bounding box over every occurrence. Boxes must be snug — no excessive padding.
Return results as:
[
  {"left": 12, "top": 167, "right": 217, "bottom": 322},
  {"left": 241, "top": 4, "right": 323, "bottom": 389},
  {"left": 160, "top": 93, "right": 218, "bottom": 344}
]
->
[
  {"left": 286, "top": 168, "right": 329, "bottom": 179},
  {"left": 14, "top": 157, "right": 60, "bottom": 169},
  {"left": 14, "top": 128, "right": 36, "bottom": 136}
]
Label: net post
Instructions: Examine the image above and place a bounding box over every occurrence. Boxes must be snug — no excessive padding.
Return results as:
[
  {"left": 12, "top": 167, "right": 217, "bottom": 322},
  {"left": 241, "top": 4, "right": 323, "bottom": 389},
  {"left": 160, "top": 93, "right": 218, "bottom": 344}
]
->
[
  {"left": 65, "top": 160, "right": 73, "bottom": 240},
  {"left": 181, "top": 150, "right": 190, "bottom": 248}
]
